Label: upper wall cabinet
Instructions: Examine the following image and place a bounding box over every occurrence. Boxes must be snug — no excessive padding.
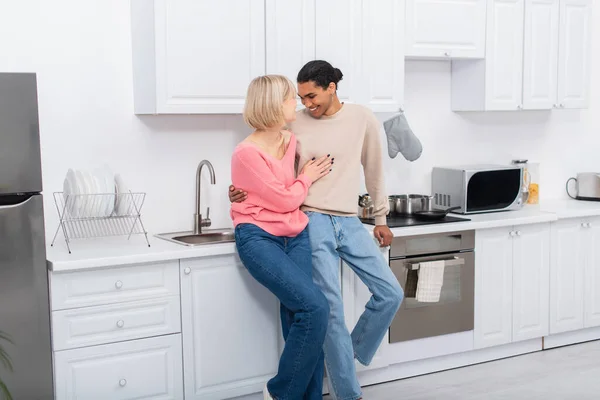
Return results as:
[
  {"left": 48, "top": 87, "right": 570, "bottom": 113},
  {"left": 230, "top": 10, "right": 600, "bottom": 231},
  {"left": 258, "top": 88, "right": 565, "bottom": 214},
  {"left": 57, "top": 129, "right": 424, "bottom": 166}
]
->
[
  {"left": 131, "top": 0, "right": 405, "bottom": 114},
  {"left": 265, "top": 0, "right": 315, "bottom": 87},
  {"left": 451, "top": 0, "right": 592, "bottom": 111},
  {"left": 268, "top": 0, "right": 405, "bottom": 112},
  {"left": 131, "top": 0, "right": 266, "bottom": 114},
  {"left": 405, "top": 0, "right": 487, "bottom": 59},
  {"left": 557, "top": 0, "right": 593, "bottom": 109}
]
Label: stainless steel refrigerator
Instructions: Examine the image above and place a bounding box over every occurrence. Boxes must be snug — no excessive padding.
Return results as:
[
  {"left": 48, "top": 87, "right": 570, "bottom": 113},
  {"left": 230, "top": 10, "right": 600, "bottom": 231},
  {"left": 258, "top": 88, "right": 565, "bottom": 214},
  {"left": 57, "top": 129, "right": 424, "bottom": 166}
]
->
[{"left": 0, "top": 73, "right": 54, "bottom": 399}]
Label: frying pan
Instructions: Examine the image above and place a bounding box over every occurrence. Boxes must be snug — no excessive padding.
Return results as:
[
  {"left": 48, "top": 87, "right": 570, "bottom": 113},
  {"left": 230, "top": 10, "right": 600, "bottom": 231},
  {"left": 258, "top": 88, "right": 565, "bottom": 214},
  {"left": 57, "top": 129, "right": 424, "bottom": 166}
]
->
[{"left": 413, "top": 206, "right": 461, "bottom": 221}]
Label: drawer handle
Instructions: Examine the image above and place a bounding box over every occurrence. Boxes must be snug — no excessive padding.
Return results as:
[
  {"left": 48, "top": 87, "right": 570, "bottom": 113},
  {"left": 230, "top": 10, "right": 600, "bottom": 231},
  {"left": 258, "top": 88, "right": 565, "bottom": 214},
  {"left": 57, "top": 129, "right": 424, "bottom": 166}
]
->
[
  {"left": 119, "top": 379, "right": 127, "bottom": 387},
  {"left": 184, "top": 267, "right": 191, "bottom": 275},
  {"left": 116, "top": 320, "right": 125, "bottom": 328},
  {"left": 115, "top": 280, "right": 123, "bottom": 289}
]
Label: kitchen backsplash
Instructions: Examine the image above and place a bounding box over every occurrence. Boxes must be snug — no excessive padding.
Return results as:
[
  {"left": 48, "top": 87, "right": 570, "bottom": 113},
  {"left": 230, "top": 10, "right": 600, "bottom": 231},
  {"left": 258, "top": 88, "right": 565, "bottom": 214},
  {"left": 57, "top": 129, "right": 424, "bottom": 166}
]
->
[{"left": 1, "top": 1, "right": 598, "bottom": 239}]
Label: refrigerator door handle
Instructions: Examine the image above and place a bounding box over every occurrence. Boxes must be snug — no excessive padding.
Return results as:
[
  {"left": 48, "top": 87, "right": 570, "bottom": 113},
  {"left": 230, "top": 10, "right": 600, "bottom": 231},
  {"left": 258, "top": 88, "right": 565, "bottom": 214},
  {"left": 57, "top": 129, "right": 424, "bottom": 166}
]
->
[{"left": 0, "top": 194, "right": 36, "bottom": 208}]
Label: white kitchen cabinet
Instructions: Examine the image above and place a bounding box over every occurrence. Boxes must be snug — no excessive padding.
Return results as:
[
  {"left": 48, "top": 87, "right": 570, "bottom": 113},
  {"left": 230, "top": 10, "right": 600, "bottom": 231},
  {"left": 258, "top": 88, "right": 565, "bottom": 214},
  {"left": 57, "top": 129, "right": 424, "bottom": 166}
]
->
[
  {"left": 512, "top": 224, "right": 550, "bottom": 342},
  {"left": 341, "top": 245, "right": 391, "bottom": 372},
  {"left": 550, "top": 217, "right": 600, "bottom": 334},
  {"left": 54, "top": 334, "right": 183, "bottom": 400},
  {"left": 522, "top": 0, "right": 560, "bottom": 110},
  {"left": 131, "top": 0, "right": 266, "bottom": 114},
  {"left": 132, "top": 0, "right": 404, "bottom": 114},
  {"left": 557, "top": 0, "right": 592, "bottom": 109},
  {"left": 180, "top": 255, "right": 281, "bottom": 399},
  {"left": 584, "top": 220, "right": 600, "bottom": 328},
  {"left": 265, "top": 0, "right": 315, "bottom": 88},
  {"left": 451, "top": 0, "right": 591, "bottom": 111},
  {"left": 405, "top": 0, "right": 487, "bottom": 59},
  {"left": 549, "top": 219, "right": 585, "bottom": 334},
  {"left": 315, "top": 0, "right": 405, "bottom": 112},
  {"left": 474, "top": 227, "right": 514, "bottom": 348},
  {"left": 451, "top": 0, "right": 524, "bottom": 111},
  {"left": 474, "top": 223, "right": 550, "bottom": 349}
]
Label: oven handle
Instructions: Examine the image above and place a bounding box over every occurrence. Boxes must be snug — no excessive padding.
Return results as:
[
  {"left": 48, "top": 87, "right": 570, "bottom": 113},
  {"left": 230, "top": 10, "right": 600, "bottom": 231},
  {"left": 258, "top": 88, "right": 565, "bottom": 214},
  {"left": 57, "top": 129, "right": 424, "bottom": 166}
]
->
[{"left": 407, "top": 256, "right": 465, "bottom": 271}]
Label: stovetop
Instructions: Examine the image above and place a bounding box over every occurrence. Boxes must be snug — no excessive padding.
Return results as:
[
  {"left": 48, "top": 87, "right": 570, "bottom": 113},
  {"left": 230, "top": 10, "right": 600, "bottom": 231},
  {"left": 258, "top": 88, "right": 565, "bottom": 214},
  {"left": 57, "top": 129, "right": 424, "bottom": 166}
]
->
[{"left": 360, "top": 214, "right": 471, "bottom": 228}]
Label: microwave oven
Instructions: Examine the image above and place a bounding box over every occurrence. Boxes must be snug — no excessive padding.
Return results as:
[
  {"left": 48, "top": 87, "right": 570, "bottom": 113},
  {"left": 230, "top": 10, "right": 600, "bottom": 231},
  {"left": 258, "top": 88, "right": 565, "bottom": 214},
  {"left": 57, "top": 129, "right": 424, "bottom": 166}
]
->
[{"left": 431, "top": 164, "right": 524, "bottom": 214}]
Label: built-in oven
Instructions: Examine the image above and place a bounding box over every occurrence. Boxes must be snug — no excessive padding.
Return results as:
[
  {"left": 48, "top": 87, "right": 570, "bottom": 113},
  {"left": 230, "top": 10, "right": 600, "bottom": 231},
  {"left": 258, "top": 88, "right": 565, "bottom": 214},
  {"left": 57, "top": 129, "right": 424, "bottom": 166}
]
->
[{"left": 389, "top": 230, "right": 475, "bottom": 343}]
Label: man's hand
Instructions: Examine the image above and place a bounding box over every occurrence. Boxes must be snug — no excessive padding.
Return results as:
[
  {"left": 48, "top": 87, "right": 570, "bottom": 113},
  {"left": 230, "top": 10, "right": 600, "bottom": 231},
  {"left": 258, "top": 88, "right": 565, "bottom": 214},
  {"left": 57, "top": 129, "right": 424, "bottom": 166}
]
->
[
  {"left": 228, "top": 185, "right": 247, "bottom": 203},
  {"left": 373, "top": 225, "right": 393, "bottom": 247}
]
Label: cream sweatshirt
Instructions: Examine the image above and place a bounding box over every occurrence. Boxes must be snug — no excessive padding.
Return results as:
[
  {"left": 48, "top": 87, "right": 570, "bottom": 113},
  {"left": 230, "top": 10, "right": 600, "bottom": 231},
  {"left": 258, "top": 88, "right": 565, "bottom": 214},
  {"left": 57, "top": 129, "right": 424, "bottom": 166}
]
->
[{"left": 288, "top": 103, "right": 389, "bottom": 225}]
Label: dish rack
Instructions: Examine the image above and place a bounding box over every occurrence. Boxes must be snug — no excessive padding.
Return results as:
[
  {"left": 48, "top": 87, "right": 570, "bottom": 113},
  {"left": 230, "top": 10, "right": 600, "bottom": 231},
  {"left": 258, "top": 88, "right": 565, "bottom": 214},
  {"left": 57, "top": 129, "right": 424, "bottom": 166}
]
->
[{"left": 50, "top": 191, "right": 150, "bottom": 253}]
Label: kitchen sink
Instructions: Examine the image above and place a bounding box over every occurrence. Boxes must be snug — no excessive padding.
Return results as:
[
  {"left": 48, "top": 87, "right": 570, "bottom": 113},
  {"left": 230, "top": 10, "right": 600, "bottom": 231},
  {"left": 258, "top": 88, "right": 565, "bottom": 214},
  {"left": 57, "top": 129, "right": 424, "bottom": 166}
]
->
[{"left": 155, "top": 229, "right": 235, "bottom": 246}]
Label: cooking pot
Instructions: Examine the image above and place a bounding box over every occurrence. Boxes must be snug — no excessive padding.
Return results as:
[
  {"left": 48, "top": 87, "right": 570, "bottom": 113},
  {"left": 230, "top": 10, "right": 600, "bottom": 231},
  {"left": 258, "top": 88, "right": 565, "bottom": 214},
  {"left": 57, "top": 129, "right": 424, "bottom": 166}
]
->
[{"left": 393, "top": 194, "right": 433, "bottom": 215}]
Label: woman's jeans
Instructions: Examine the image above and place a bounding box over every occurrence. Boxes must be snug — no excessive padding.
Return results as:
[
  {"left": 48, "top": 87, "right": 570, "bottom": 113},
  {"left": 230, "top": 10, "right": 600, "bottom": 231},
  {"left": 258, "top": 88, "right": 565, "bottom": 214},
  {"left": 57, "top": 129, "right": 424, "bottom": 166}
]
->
[{"left": 235, "top": 223, "right": 329, "bottom": 400}]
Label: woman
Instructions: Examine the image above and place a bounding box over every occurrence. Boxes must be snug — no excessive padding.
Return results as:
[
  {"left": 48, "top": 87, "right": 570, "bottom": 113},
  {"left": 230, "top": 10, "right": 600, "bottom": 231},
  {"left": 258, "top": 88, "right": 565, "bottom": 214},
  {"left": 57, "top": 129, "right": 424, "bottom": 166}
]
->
[{"left": 231, "top": 75, "right": 333, "bottom": 400}]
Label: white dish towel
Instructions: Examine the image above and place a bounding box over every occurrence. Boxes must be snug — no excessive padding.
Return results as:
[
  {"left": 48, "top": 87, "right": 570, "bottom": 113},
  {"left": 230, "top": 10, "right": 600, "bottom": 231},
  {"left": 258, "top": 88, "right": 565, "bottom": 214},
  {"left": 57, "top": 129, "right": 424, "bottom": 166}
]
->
[{"left": 416, "top": 260, "right": 445, "bottom": 303}]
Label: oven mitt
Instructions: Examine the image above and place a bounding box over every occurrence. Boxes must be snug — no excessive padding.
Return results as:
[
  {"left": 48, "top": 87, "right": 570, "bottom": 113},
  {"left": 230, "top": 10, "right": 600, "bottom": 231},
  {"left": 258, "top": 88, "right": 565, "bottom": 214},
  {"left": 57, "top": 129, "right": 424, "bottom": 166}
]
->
[{"left": 383, "top": 111, "right": 423, "bottom": 161}]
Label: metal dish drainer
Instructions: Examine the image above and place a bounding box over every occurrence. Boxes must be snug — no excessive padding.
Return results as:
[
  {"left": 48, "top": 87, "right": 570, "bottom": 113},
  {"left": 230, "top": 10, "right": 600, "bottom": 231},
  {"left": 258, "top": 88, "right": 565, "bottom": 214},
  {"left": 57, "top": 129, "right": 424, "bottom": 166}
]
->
[{"left": 51, "top": 191, "right": 150, "bottom": 253}]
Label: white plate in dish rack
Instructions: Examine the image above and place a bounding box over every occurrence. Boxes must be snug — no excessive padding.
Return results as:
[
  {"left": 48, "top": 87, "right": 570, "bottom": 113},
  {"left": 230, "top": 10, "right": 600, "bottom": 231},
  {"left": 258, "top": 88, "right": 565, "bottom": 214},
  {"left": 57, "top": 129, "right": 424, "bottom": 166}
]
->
[
  {"left": 102, "top": 166, "right": 116, "bottom": 217},
  {"left": 63, "top": 169, "right": 80, "bottom": 217},
  {"left": 114, "top": 174, "right": 130, "bottom": 216}
]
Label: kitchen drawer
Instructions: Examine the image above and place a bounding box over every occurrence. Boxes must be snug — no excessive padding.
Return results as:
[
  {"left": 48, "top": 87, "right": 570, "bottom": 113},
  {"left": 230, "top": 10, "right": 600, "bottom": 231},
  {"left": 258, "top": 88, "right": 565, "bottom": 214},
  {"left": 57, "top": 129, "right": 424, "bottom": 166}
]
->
[
  {"left": 51, "top": 260, "right": 180, "bottom": 310},
  {"left": 54, "top": 334, "right": 183, "bottom": 400},
  {"left": 52, "top": 296, "right": 181, "bottom": 351}
]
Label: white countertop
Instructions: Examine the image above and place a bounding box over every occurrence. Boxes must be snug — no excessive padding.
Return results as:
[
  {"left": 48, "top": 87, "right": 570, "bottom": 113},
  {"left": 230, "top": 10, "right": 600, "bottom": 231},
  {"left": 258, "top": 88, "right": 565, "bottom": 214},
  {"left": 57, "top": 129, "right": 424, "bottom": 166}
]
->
[
  {"left": 47, "top": 199, "right": 600, "bottom": 273},
  {"left": 540, "top": 198, "right": 600, "bottom": 219},
  {"left": 47, "top": 234, "right": 237, "bottom": 272}
]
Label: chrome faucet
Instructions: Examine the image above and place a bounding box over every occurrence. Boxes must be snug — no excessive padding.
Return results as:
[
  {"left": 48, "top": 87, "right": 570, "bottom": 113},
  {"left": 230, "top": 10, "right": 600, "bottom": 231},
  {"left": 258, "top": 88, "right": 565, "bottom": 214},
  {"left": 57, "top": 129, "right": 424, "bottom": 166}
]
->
[{"left": 194, "top": 160, "right": 216, "bottom": 234}]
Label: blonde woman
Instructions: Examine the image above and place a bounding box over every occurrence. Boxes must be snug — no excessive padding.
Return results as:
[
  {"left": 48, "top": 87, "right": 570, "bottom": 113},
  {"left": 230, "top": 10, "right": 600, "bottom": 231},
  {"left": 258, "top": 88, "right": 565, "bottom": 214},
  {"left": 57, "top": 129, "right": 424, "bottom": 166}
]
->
[{"left": 231, "top": 75, "right": 333, "bottom": 399}]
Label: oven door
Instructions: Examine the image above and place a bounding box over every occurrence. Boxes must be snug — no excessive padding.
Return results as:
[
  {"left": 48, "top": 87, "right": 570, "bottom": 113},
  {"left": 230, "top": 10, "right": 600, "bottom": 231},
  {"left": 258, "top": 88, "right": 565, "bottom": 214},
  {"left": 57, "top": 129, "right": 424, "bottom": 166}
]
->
[{"left": 389, "top": 252, "right": 474, "bottom": 343}]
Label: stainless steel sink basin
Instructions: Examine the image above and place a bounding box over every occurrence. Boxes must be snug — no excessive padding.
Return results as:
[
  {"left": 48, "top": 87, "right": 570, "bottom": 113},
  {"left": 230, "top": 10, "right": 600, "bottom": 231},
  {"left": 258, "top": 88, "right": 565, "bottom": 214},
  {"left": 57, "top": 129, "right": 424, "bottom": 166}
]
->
[{"left": 155, "top": 229, "right": 235, "bottom": 246}]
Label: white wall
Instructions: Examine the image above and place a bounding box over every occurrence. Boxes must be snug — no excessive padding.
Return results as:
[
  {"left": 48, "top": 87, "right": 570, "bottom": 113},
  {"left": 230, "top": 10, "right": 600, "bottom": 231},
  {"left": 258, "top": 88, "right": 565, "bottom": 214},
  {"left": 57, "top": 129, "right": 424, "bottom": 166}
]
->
[{"left": 1, "top": 0, "right": 599, "bottom": 240}]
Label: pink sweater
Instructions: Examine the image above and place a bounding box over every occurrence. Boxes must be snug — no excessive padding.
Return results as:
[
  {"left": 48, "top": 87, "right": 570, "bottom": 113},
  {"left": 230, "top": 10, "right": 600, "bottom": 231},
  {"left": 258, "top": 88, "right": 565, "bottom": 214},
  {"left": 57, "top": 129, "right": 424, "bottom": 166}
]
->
[{"left": 230, "top": 134, "right": 312, "bottom": 237}]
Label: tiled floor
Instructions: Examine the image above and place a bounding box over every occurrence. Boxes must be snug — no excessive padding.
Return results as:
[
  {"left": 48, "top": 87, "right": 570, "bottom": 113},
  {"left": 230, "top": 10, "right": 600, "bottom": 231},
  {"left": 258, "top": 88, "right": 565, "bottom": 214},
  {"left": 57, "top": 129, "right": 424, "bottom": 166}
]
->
[{"left": 326, "top": 340, "right": 600, "bottom": 399}]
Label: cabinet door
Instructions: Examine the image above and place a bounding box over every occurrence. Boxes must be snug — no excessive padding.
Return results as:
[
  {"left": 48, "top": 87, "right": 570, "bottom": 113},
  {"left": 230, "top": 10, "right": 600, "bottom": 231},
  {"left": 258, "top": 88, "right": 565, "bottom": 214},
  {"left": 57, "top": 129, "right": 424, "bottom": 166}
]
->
[
  {"left": 556, "top": 0, "right": 592, "bottom": 109},
  {"left": 405, "top": 0, "right": 487, "bottom": 59},
  {"left": 180, "top": 255, "right": 280, "bottom": 399},
  {"left": 155, "top": 0, "right": 265, "bottom": 113},
  {"left": 512, "top": 223, "right": 550, "bottom": 341},
  {"left": 550, "top": 219, "right": 585, "bottom": 334},
  {"left": 361, "top": 0, "right": 405, "bottom": 112},
  {"left": 266, "top": 0, "right": 316, "bottom": 97},
  {"left": 522, "top": 0, "right": 559, "bottom": 110},
  {"left": 584, "top": 218, "right": 600, "bottom": 328},
  {"left": 54, "top": 335, "right": 183, "bottom": 400},
  {"left": 341, "top": 245, "right": 391, "bottom": 372},
  {"left": 485, "top": 0, "right": 525, "bottom": 111},
  {"left": 315, "top": 0, "right": 362, "bottom": 104},
  {"left": 474, "top": 227, "right": 514, "bottom": 349}
]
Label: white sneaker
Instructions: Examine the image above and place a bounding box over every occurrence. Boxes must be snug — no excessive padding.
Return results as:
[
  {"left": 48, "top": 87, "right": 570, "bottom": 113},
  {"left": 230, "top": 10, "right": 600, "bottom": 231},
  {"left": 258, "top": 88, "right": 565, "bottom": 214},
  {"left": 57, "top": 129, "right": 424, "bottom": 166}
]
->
[{"left": 263, "top": 384, "right": 273, "bottom": 400}]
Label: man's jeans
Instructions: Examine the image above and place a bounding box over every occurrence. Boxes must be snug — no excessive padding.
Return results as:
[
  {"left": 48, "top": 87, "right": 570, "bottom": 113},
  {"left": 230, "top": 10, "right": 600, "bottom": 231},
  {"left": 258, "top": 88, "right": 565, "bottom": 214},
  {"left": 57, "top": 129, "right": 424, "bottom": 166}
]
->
[
  {"left": 235, "top": 223, "right": 329, "bottom": 399},
  {"left": 306, "top": 212, "right": 404, "bottom": 400}
]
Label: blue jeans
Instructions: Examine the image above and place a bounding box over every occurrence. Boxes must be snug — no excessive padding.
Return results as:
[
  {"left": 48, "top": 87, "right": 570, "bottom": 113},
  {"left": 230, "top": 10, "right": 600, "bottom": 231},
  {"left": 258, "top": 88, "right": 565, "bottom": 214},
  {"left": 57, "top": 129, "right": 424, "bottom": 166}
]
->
[
  {"left": 306, "top": 213, "right": 404, "bottom": 400},
  {"left": 235, "top": 223, "right": 329, "bottom": 400}
]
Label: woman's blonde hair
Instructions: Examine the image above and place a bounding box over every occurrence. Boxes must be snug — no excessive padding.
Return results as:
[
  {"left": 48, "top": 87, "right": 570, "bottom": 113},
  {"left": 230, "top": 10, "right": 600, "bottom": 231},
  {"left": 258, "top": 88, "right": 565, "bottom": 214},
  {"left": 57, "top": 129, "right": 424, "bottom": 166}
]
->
[{"left": 243, "top": 75, "right": 297, "bottom": 130}]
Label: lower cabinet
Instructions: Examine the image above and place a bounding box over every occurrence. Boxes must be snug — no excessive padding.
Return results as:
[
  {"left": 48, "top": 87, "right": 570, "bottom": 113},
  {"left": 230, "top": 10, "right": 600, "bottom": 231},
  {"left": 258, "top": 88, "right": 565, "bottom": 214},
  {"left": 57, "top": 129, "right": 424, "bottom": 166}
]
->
[
  {"left": 474, "top": 223, "right": 550, "bottom": 349},
  {"left": 54, "top": 334, "right": 183, "bottom": 399},
  {"left": 550, "top": 217, "right": 600, "bottom": 334},
  {"left": 180, "top": 254, "right": 281, "bottom": 399}
]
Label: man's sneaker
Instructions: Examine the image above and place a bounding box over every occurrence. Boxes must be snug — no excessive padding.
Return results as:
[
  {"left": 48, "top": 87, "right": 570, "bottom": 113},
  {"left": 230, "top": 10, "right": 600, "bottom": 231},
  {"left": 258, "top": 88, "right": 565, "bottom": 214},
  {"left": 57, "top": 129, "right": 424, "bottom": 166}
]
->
[{"left": 263, "top": 384, "right": 273, "bottom": 400}]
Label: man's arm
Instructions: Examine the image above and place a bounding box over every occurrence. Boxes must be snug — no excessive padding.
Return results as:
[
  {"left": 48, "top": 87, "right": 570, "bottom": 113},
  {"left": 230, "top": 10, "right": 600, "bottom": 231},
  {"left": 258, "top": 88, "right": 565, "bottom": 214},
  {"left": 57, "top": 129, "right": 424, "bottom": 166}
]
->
[{"left": 361, "top": 111, "right": 392, "bottom": 246}]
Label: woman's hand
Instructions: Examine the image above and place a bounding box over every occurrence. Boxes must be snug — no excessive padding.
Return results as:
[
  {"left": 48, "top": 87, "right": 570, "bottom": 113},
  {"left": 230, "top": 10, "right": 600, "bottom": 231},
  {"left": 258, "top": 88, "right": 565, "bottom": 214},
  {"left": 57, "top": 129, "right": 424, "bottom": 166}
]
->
[{"left": 300, "top": 155, "right": 333, "bottom": 183}]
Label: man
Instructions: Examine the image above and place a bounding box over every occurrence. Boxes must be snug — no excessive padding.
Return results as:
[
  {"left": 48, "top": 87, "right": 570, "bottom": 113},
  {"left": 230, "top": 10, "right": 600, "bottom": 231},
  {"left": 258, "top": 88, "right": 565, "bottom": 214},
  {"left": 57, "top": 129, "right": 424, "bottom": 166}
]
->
[{"left": 230, "top": 60, "right": 403, "bottom": 400}]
